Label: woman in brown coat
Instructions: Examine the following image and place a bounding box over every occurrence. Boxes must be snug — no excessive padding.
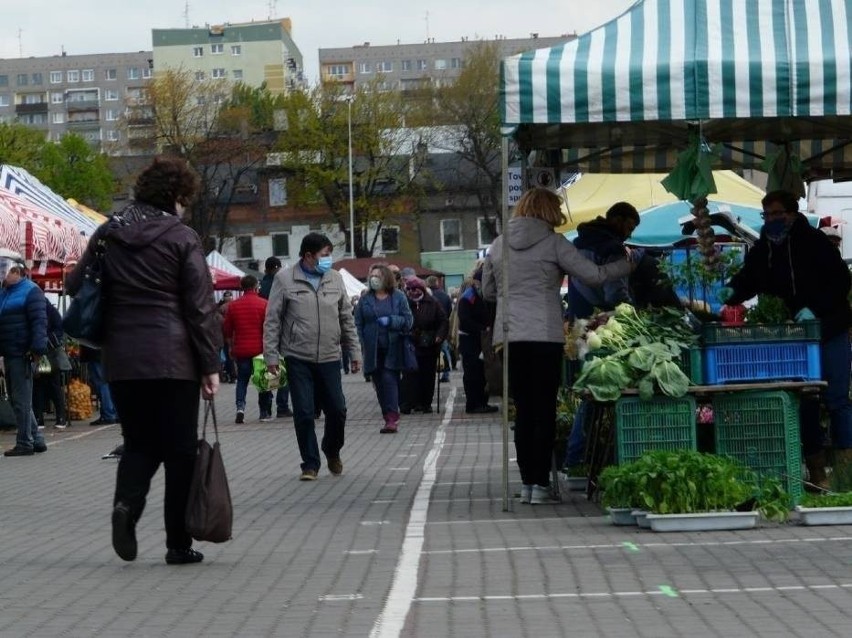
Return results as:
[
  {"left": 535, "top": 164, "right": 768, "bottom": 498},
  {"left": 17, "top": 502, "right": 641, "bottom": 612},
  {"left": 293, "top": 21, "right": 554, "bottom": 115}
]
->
[{"left": 67, "top": 157, "right": 222, "bottom": 565}]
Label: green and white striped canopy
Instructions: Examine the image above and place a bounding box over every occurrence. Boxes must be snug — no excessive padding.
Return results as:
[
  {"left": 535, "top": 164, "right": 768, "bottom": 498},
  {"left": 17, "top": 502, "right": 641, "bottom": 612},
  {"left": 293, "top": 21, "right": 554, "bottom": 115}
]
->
[{"left": 501, "top": 0, "right": 852, "bottom": 173}]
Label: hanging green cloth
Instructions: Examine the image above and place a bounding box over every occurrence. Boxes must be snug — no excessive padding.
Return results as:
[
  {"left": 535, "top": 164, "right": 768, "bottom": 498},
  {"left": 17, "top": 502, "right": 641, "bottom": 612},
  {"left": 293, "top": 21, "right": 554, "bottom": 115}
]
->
[
  {"left": 760, "top": 145, "right": 805, "bottom": 198},
  {"left": 661, "top": 132, "right": 719, "bottom": 201}
]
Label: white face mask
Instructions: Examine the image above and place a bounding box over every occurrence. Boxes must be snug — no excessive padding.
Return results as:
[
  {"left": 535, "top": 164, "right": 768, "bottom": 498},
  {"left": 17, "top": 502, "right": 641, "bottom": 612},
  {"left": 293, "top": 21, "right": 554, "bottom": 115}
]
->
[{"left": 369, "top": 276, "right": 382, "bottom": 291}]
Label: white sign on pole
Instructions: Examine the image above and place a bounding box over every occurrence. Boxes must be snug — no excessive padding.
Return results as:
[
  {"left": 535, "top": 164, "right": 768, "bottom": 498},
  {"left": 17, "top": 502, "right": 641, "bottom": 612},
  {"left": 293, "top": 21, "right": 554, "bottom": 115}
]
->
[{"left": 507, "top": 166, "right": 523, "bottom": 207}]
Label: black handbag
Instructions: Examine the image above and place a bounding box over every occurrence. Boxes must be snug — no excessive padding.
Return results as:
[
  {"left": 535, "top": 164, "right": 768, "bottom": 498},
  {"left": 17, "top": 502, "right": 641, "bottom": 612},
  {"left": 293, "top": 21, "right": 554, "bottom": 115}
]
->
[
  {"left": 0, "top": 376, "right": 17, "bottom": 430},
  {"left": 402, "top": 335, "right": 419, "bottom": 372},
  {"left": 63, "top": 239, "right": 106, "bottom": 348}
]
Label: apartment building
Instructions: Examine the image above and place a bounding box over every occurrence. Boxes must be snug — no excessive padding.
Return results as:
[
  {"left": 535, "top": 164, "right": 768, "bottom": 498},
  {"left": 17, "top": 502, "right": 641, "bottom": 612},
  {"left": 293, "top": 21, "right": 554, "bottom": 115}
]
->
[
  {"left": 0, "top": 51, "right": 153, "bottom": 154},
  {"left": 152, "top": 19, "right": 304, "bottom": 94},
  {"left": 318, "top": 34, "right": 572, "bottom": 91}
]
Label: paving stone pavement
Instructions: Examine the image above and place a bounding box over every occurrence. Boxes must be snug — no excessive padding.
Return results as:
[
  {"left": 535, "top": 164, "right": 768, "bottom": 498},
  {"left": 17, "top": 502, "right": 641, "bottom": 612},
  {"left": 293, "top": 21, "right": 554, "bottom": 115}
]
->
[{"left": 2, "top": 371, "right": 852, "bottom": 637}]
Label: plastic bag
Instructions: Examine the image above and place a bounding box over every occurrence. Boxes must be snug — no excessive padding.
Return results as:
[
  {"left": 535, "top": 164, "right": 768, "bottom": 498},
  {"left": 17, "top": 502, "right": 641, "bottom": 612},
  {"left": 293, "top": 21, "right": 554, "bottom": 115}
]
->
[{"left": 250, "top": 355, "right": 286, "bottom": 392}]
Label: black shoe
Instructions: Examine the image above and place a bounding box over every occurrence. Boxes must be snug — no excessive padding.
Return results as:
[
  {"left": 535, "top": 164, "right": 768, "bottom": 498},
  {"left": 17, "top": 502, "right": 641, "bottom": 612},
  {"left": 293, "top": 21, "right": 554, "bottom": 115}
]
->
[
  {"left": 420, "top": 406, "right": 434, "bottom": 414},
  {"left": 165, "top": 548, "right": 204, "bottom": 565},
  {"left": 466, "top": 405, "right": 499, "bottom": 414},
  {"left": 33, "top": 442, "right": 47, "bottom": 453},
  {"left": 277, "top": 408, "right": 293, "bottom": 418},
  {"left": 235, "top": 410, "right": 245, "bottom": 424},
  {"left": 4, "top": 446, "right": 34, "bottom": 457},
  {"left": 90, "top": 418, "right": 118, "bottom": 426},
  {"left": 112, "top": 503, "right": 137, "bottom": 561},
  {"left": 400, "top": 407, "right": 412, "bottom": 415}
]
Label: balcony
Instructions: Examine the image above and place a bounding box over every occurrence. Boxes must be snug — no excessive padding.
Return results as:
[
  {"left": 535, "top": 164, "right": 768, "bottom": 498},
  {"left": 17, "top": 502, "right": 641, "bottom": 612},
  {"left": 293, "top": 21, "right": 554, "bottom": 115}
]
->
[
  {"left": 66, "top": 118, "right": 100, "bottom": 129},
  {"left": 66, "top": 100, "right": 100, "bottom": 112},
  {"left": 15, "top": 102, "right": 48, "bottom": 115}
]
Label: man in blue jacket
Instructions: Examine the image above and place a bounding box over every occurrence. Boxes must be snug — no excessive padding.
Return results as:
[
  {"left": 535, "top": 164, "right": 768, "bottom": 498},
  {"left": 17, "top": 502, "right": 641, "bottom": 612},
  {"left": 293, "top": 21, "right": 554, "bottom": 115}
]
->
[{"left": 0, "top": 257, "right": 48, "bottom": 456}]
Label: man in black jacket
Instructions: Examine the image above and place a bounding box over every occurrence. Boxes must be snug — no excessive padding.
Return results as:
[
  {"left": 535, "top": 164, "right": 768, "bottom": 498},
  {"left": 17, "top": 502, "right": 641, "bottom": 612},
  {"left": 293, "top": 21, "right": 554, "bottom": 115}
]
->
[
  {"left": 457, "top": 266, "right": 497, "bottom": 414},
  {"left": 720, "top": 190, "right": 852, "bottom": 489}
]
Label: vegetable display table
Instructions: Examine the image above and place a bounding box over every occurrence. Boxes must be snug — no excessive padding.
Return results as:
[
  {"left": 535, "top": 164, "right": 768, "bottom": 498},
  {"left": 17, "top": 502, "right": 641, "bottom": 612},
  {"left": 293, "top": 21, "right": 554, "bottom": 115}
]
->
[{"left": 582, "top": 381, "right": 826, "bottom": 502}]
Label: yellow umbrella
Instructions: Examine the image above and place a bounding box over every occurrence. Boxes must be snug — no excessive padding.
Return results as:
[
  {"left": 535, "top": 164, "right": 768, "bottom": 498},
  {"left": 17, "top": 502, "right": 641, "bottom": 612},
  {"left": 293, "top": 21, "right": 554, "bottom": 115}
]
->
[
  {"left": 66, "top": 198, "right": 108, "bottom": 225},
  {"left": 555, "top": 170, "right": 764, "bottom": 233}
]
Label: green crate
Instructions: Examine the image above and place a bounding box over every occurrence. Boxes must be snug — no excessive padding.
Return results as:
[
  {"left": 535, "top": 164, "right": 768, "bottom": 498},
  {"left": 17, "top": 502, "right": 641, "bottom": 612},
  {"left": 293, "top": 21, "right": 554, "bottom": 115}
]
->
[
  {"left": 713, "top": 390, "right": 802, "bottom": 505},
  {"left": 615, "top": 396, "right": 697, "bottom": 464},
  {"left": 702, "top": 321, "right": 820, "bottom": 345},
  {"left": 679, "top": 346, "right": 703, "bottom": 385}
]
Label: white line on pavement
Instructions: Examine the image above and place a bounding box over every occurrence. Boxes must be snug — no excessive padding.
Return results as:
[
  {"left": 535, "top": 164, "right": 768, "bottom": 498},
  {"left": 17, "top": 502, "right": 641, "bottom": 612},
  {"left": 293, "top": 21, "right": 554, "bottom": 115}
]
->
[
  {"left": 426, "top": 516, "right": 567, "bottom": 525},
  {"left": 319, "top": 594, "right": 365, "bottom": 601},
  {"left": 346, "top": 550, "right": 379, "bottom": 555},
  {"left": 388, "top": 468, "right": 411, "bottom": 471},
  {"left": 369, "top": 388, "right": 457, "bottom": 638},
  {"left": 433, "top": 481, "right": 492, "bottom": 486}
]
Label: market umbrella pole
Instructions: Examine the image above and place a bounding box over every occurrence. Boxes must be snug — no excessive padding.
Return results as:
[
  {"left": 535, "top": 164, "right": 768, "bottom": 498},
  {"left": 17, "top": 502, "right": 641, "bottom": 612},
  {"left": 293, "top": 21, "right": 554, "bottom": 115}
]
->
[{"left": 501, "top": 137, "right": 511, "bottom": 512}]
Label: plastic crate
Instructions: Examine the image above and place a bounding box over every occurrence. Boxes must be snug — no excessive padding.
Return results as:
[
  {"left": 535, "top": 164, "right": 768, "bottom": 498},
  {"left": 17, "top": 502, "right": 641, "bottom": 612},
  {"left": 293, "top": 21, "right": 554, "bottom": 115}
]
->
[
  {"left": 679, "top": 346, "right": 703, "bottom": 385},
  {"left": 704, "top": 342, "right": 821, "bottom": 384},
  {"left": 713, "top": 390, "right": 802, "bottom": 505},
  {"left": 702, "top": 321, "right": 820, "bottom": 344},
  {"left": 615, "top": 396, "right": 697, "bottom": 464}
]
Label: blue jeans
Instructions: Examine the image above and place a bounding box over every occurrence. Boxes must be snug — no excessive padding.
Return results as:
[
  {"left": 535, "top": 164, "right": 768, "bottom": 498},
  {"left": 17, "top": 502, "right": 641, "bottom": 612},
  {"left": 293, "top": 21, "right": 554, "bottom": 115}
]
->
[
  {"left": 823, "top": 332, "right": 852, "bottom": 448},
  {"left": 235, "top": 358, "right": 272, "bottom": 416},
  {"left": 440, "top": 341, "right": 452, "bottom": 379},
  {"left": 564, "top": 400, "right": 589, "bottom": 468},
  {"left": 286, "top": 356, "right": 347, "bottom": 471},
  {"left": 276, "top": 385, "right": 290, "bottom": 413},
  {"left": 372, "top": 348, "right": 400, "bottom": 416},
  {"left": 5, "top": 356, "right": 44, "bottom": 449},
  {"left": 89, "top": 361, "right": 117, "bottom": 420}
]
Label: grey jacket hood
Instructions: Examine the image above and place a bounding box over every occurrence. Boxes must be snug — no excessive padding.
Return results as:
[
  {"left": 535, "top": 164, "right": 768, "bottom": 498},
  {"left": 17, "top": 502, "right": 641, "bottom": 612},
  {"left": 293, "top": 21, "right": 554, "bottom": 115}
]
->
[{"left": 507, "top": 217, "right": 554, "bottom": 251}]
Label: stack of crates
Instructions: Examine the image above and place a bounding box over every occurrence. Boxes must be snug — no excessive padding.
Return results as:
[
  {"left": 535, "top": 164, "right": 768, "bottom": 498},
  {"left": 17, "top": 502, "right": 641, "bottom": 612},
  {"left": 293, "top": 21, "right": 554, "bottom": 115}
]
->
[
  {"left": 703, "top": 321, "right": 821, "bottom": 384},
  {"left": 713, "top": 390, "right": 802, "bottom": 505},
  {"left": 615, "top": 396, "right": 697, "bottom": 464}
]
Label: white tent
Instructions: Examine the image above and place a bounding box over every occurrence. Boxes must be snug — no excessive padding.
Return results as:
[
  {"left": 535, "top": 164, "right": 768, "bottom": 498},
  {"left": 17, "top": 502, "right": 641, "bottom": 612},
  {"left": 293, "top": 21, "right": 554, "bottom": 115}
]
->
[
  {"left": 206, "top": 250, "right": 244, "bottom": 277},
  {"left": 339, "top": 267, "right": 366, "bottom": 299}
]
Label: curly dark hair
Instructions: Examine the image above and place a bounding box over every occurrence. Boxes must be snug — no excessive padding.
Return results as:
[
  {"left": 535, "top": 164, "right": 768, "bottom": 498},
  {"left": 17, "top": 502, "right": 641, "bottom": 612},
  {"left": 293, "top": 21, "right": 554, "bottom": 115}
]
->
[{"left": 134, "top": 157, "right": 201, "bottom": 212}]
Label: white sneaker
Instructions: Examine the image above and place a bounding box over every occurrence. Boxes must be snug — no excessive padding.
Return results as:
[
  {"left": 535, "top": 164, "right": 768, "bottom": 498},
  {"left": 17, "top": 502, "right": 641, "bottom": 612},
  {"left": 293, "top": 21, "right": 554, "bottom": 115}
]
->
[
  {"left": 530, "top": 485, "right": 559, "bottom": 505},
  {"left": 519, "top": 485, "right": 533, "bottom": 504}
]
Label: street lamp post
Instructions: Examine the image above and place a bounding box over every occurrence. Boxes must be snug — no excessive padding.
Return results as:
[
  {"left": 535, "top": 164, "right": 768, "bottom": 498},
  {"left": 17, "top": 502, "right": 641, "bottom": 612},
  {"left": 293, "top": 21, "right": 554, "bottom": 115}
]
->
[{"left": 346, "top": 95, "right": 355, "bottom": 257}]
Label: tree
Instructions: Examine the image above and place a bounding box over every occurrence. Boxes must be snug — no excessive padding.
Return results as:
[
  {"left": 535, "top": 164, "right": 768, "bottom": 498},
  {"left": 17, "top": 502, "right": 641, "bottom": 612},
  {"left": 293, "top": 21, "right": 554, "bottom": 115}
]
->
[
  {"left": 429, "top": 42, "right": 504, "bottom": 237},
  {"left": 37, "top": 134, "right": 114, "bottom": 211},
  {"left": 274, "top": 79, "right": 431, "bottom": 257},
  {"left": 0, "top": 122, "right": 46, "bottom": 169}
]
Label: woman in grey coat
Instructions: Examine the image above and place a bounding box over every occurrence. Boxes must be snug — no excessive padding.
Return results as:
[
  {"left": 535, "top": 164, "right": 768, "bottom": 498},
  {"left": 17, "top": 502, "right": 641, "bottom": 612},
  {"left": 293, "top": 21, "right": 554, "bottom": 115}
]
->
[{"left": 482, "top": 187, "right": 634, "bottom": 505}]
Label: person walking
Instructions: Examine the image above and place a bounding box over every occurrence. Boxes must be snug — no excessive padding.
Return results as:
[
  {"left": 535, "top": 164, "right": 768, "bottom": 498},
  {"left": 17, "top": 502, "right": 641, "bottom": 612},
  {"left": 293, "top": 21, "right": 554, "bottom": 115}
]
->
[
  {"left": 456, "top": 265, "right": 498, "bottom": 415},
  {"left": 259, "top": 256, "right": 292, "bottom": 417},
  {"left": 482, "top": 187, "right": 634, "bottom": 505},
  {"left": 263, "top": 233, "right": 361, "bottom": 480},
  {"left": 67, "top": 157, "right": 222, "bottom": 565},
  {"left": 83, "top": 346, "right": 119, "bottom": 426},
  {"left": 223, "top": 275, "right": 273, "bottom": 423},
  {"left": 355, "top": 264, "right": 413, "bottom": 433},
  {"left": 426, "top": 275, "right": 453, "bottom": 383},
  {"left": 0, "top": 256, "right": 48, "bottom": 456},
  {"left": 33, "top": 299, "right": 69, "bottom": 430},
  {"left": 216, "top": 291, "right": 236, "bottom": 383},
  {"left": 399, "top": 276, "right": 448, "bottom": 414}
]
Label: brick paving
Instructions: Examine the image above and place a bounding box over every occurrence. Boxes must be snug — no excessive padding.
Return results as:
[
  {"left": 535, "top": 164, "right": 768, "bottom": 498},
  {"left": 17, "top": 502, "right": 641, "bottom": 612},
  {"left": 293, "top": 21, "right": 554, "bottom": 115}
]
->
[{"left": 2, "top": 371, "right": 852, "bottom": 637}]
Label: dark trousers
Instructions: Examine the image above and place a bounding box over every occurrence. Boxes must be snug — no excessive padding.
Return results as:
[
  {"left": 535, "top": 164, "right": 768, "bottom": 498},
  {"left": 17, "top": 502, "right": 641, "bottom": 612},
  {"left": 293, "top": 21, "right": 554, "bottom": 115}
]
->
[
  {"left": 286, "top": 357, "right": 347, "bottom": 471},
  {"left": 400, "top": 347, "right": 439, "bottom": 410},
  {"left": 111, "top": 380, "right": 200, "bottom": 551},
  {"left": 459, "top": 333, "right": 487, "bottom": 410},
  {"left": 33, "top": 369, "right": 66, "bottom": 424},
  {"left": 509, "top": 341, "right": 563, "bottom": 487}
]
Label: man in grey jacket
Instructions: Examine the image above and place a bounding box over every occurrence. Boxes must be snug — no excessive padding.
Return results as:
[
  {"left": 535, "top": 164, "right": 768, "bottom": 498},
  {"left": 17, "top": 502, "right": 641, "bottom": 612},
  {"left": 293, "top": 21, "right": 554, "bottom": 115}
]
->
[{"left": 263, "top": 233, "right": 361, "bottom": 481}]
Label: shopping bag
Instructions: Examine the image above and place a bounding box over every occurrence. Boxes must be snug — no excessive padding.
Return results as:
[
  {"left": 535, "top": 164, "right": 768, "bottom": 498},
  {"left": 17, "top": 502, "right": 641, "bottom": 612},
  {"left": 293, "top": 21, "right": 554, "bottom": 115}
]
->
[
  {"left": 402, "top": 335, "right": 418, "bottom": 372},
  {"left": 0, "top": 376, "right": 17, "bottom": 430},
  {"left": 185, "top": 400, "right": 233, "bottom": 543},
  {"left": 250, "top": 355, "right": 285, "bottom": 391}
]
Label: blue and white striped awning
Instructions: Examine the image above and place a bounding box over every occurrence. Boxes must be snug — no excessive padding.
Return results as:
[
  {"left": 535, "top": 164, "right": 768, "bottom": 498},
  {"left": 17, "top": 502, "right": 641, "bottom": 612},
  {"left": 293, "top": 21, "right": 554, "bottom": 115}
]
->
[
  {"left": 501, "top": 0, "right": 852, "bottom": 174},
  {"left": 503, "top": 0, "right": 851, "bottom": 125}
]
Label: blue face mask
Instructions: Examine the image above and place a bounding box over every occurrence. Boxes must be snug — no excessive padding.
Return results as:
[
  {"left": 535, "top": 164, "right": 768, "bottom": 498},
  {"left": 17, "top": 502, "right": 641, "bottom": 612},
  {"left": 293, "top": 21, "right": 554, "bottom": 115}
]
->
[
  {"left": 316, "top": 255, "right": 333, "bottom": 274},
  {"left": 763, "top": 219, "right": 790, "bottom": 244}
]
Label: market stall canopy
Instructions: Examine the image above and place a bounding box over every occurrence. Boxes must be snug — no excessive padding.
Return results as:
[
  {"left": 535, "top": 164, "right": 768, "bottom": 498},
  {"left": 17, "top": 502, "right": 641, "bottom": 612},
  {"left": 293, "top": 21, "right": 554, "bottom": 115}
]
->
[
  {"left": 66, "top": 198, "right": 108, "bottom": 226},
  {"left": 206, "top": 250, "right": 245, "bottom": 291},
  {"left": 339, "top": 267, "right": 367, "bottom": 299},
  {"left": 556, "top": 170, "right": 764, "bottom": 232},
  {"left": 501, "top": 0, "right": 852, "bottom": 179},
  {"left": 0, "top": 187, "right": 86, "bottom": 262},
  {"left": 0, "top": 165, "right": 101, "bottom": 236}
]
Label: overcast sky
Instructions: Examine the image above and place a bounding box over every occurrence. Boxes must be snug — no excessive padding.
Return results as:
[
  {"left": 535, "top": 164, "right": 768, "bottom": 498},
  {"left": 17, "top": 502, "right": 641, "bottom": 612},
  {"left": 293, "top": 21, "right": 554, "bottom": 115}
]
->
[{"left": 1, "top": 1, "right": 635, "bottom": 82}]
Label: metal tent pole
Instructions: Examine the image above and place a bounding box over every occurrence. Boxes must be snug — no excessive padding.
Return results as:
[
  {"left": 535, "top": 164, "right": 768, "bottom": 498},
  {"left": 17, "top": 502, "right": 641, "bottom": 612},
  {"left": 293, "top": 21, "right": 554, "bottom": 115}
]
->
[{"left": 501, "top": 136, "right": 511, "bottom": 512}]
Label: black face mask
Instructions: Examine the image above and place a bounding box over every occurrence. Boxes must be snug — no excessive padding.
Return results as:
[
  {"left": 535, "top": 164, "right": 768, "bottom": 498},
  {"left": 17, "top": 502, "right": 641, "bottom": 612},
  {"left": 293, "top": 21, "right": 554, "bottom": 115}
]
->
[{"left": 763, "top": 219, "right": 791, "bottom": 244}]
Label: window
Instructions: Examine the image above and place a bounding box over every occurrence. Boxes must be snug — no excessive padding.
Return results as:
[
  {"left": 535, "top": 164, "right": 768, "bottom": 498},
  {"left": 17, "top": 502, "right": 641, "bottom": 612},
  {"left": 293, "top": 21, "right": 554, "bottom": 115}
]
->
[
  {"left": 211, "top": 43, "right": 223, "bottom": 54},
  {"left": 194, "top": 71, "right": 205, "bottom": 81},
  {"left": 51, "top": 92, "right": 64, "bottom": 104},
  {"left": 23, "top": 94, "right": 44, "bottom": 104},
  {"left": 236, "top": 236, "right": 253, "bottom": 259},
  {"left": 440, "top": 219, "right": 462, "bottom": 250},
  {"left": 126, "top": 88, "right": 143, "bottom": 100},
  {"left": 477, "top": 218, "right": 498, "bottom": 247},
  {"left": 0, "top": 95, "right": 9, "bottom": 107},
  {"left": 67, "top": 70, "right": 80, "bottom": 83},
  {"left": 401, "top": 60, "right": 412, "bottom": 72},
  {"left": 52, "top": 112, "right": 64, "bottom": 124},
  {"left": 327, "top": 64, "right": 350, "bottom": 78},
  {"left": 376, "top": 61, "right": 393, "bottom": 73},
  {"left": 104, "top": 89, "right": 118, "bottom": 101},
  {"left": 81, "top": 129, "right": 101, "bottom": 142},
  {"left": 105, "top": 109, "right": 119, "bottom": 121},
  {"left": 127, "top": 67, "right": 140, "bottom": 80},
  {"left": 16, "top": 74, "right": 28, "bottom": 86},
  {"left": 0, "top": 75, "right": 7, "bottom": 87},
  {"left": 32, "top": 72, "right": 43, "bottom": 85},
  {"left": 49, "top": 71, "right": 62, "bottom": 84},
  {"left": 434, "top": 59, "right": 447, "bottom": 70},
  {"left": 212, "top": 68, "right": 226, "bottom": 79},
  {"left": 105, "top": 68, "right": 117, "bottom": 80},
  {"left": 231, "top": 45, "right": 241, "bottom": 56},
  {"left": 417, "top": 59, "right": 428, "bottom": 71},
  {"left": 271, "top": 233, "right": 290, "bottom": 257},
  {"left": 193, "top": 46, "right": 203, "bottom": 58},
  {"left": 106, "top": 129, "right": 119, "bottom": 141},
  {"left": 232, "top": 69, "right": 243, "bottom": 80},
  {"left": 268, "top": 178, "right": 287, "bottom": 206},
  {"left": 82, "top": 69, "right": 94, "bottom": 82},
  {"left": 381, "top": 227, "right": 400, "bottom": 253},
  {"left": 450, "top": 58, "right": 462, "bottom": 69},
  {"left": 142, "top": 67, "right": 152, "bottom": 79},
  {"left": 358, "top": 62, "right": 372, "bottom": 74},
  {"left": 19, "top": 113, "right": 47, "bottom": 124}
]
